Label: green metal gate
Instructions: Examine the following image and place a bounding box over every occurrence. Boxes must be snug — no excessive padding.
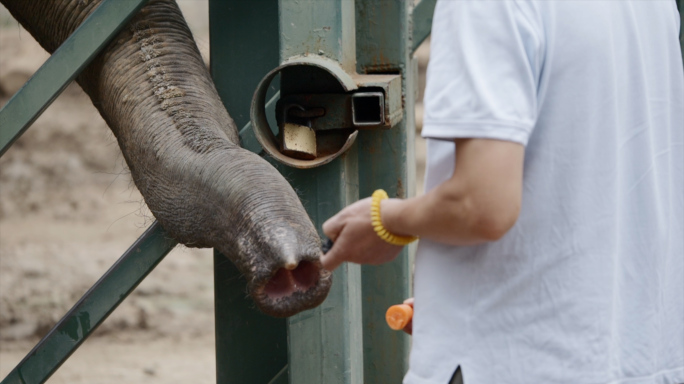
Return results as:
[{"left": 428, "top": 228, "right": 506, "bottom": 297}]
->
[
  {"left": 210, "top": 0, "right": 436, "bottom": 382},
  {"left": 1, "top": 0, "right": 682, "bottom": 383},
  {"left": 0, "top": 0, "right": 436, "bottom": 382}
]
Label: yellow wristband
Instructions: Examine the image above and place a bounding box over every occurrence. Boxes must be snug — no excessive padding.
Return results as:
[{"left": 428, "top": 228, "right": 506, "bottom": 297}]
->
[{"left": 370, "top": 189, "right": 418, "bottom": 246}]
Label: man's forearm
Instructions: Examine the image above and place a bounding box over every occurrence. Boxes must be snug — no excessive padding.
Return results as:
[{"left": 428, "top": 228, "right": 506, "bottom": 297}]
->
[
  {"left": 381, "top": 139, "right": 523, "bottom": 246},
  {"left": 382, "top": 181, "right": 504, "bottom": 246}
]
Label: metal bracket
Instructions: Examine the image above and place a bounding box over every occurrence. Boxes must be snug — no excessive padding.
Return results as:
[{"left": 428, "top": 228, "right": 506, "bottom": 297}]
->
[{"left": 251, "top": 57, "right": 403, "bottom": 169}]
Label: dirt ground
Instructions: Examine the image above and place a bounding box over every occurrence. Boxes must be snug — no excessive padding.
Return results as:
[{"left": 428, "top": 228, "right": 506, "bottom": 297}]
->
[{"left": 0, "top": 2, "right": 428, "bottom": 382}]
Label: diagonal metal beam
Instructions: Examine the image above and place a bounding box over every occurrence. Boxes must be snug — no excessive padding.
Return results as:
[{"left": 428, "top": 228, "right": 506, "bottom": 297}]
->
[
  {"left": 411, "top": 0, "right": 437, "bottom": 54},
  {"left": 0, "top": 0, "right": 149, "bottom": 157},
  {"left": 238, "top": 91, "right": 280, "bottom": 155},
  {"left": 1, "top": 221, "right": 177, "bottom": 384}
]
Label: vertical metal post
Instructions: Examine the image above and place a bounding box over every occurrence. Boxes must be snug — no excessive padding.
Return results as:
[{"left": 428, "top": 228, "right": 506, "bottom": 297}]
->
[
  {"left": 356, "top": 1, "right": 415, "bottom": 382},
  {"left": 209, "top": 0, "right": 417, "bottom": 382},
  {"left": 276, "top": 1, "right": 364, "bottom": 383},
  {"left": 210, "top": 2, "right": 289, "bottom": 384}
]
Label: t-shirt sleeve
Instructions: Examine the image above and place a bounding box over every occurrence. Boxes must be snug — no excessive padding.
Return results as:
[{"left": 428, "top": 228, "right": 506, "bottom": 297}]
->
[{"left": 422, "top": 0, "right": 544, "bottom": 146}]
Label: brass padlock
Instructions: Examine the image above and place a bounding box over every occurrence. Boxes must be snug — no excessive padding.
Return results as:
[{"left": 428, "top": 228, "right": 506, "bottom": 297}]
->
[{"left": 280, "top": 105, "right": 317, "bottom": 160}]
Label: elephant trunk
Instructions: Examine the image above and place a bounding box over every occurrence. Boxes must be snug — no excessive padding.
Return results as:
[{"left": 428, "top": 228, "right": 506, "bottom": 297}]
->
[{"left": 2, "top": 0, "right": 331, "bottom": 318}]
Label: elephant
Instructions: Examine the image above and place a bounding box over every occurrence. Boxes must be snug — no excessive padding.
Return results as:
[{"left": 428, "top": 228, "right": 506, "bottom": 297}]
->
[{"left": 1, "top": 0, "right": 332, "bottom": 318}]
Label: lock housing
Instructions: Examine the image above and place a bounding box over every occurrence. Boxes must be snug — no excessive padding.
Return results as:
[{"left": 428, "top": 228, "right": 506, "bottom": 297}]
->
[{"left": 251, "top": 55, "right": 402, "bottom": 169}]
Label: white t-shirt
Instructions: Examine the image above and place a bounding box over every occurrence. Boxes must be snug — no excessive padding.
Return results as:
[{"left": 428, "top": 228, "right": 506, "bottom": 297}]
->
[{"left": 406, "top": 1, "right": 684, "bottom": 384}]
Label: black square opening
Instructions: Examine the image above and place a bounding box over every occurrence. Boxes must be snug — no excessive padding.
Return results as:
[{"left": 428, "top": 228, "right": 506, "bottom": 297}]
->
[{"left": 352, "top": 93, "right": 384, "bottom": 125}]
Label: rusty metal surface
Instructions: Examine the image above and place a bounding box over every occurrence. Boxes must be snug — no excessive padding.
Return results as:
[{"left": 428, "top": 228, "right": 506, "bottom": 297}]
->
[
  {"left": 250, "top": 57, "right": 404, "bottom": 168},
  {"left": 353, "top": 73, "right": 403, "bottom": 127},
  {"left": 280, "top": 56, "right": 358, "bottom": 91},
  {"left": 251, "top": 58, "right": 360, "bottom": 169},
  {"left": 277, "top": 94, "right": 354, "bottom": 131},
  {"left": 356, "top": 0, "right": 415, "bottom": 382},
  {"left": 276, "top": 1, "right": 365, "bottom": 383},
  {"left": 276, "top": 72, "right": 403, "bottom": 131}
]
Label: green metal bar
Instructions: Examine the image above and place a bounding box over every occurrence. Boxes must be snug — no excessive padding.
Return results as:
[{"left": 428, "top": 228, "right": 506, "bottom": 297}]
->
[
  {"left": 238, "top": 92, "right": 280, "bottom": 155},
  {"left": 209, "top": 1, "right": 289, "bottom": 383},
  {"left": 266, "top": 365, "right": 289, "bottom": 384},
  {"left": 279, "top": 0, "right": 357, "bottom": 72},
  {"left": 213, "top": 252, "right": 289, "bottom": 384},
  {"left": 278, "top": 156, "right": 363, "bottom": 384},
  {"left": 277, "top": 1, "right": 364, "bottom": 382},
  {"left": 1, "top": 221, "right": 177, "bottom": 384},
  {"left": 210, "top": 0, "right": 280, "bottom": 130},
  {"left": 411, "top": 0, "right": 437, "bottom": 54},
  {"left": 356, "top": 0, "right": 415, "bottom": 382},
  {"left": 679, "top": 0, "right": 683, "bottom": 63},
  {"left": 0, "top": 0, "right": 149, "bottom": 158}
]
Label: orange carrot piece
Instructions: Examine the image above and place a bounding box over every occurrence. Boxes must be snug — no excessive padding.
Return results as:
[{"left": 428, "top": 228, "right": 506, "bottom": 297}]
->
[{"left": 386, "top": 304, "right": 413, "bottom": 330}]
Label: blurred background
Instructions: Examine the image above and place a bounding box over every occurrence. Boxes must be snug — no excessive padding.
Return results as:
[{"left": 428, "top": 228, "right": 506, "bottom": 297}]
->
[{"left": 0, "top": 2, "right": 429, "bottom": 382}]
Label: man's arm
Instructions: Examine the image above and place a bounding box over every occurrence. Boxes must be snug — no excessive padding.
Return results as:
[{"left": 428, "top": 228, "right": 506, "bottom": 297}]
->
[
  {"left": 321, "top": 138, "right": 524, "bottom": 271},
  {"left": 384, "top": 138, "right": 524, "bottom": 244}
]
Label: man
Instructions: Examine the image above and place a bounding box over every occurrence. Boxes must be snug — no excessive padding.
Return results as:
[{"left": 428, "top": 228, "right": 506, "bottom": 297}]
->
[{"left": 321, "top": 1, "right": 684, "bottom": 383}]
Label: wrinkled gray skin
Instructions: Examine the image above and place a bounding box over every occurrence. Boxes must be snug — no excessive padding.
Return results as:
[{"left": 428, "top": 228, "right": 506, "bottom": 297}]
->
[{"left": 2, "top": 0, "right": 331, "bottom": 318}]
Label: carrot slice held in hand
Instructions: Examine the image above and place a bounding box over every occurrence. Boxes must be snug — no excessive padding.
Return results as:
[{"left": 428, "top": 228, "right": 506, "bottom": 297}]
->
[{"left": 386, "top": 304, "right": 414, "bottom": 330}]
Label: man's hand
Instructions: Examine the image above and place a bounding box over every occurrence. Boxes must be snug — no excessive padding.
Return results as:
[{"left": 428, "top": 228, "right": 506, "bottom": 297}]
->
[
  {"left": 321, "top": 197, "right": 403, "bottom": 271},
  {"left": 402, "top": 297, "right": 414, "bottom": 335}
]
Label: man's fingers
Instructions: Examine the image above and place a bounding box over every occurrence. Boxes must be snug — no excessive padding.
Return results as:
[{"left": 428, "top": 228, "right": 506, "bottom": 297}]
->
[
  {"left": 320, "top": 244, "right": 344, "bottom": 271},
  {"left": 402, "top": 298, "right": 414, "bottom": 335},
  {"left": 322, "top": 215, "right": 344, "bottom": 242},
  {"left": 403, "top": 320, "right": 413, "bottom": 336}
]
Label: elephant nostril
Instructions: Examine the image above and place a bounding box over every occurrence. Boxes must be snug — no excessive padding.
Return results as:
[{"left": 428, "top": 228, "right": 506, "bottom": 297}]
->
[
  {"left": 263, "top": 268, "right": 292, "bottom": 299},
  {"left": 291, "top": 261, "right": 319, "bottom": 289},
  {"left": 263, "top": 261, "right": 320, "bottom": 300}
]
